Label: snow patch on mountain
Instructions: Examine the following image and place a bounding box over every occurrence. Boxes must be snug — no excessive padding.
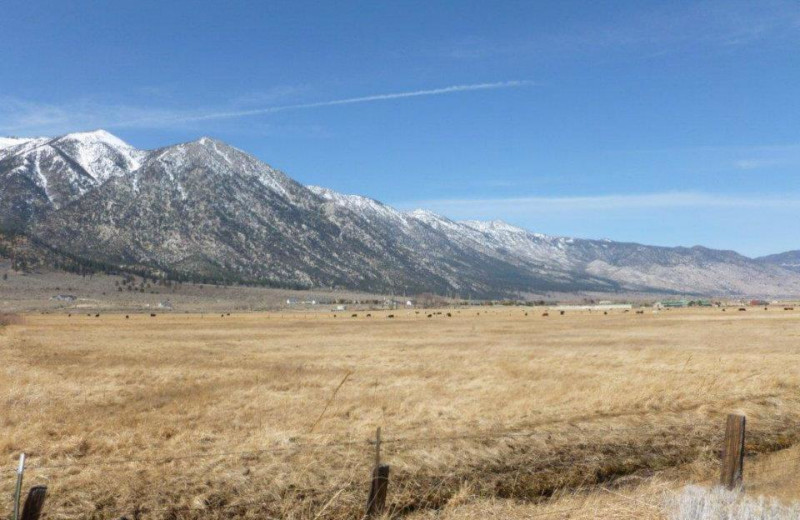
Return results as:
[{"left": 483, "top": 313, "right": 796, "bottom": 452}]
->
[
  {"left": 308, "top": 186, "right": 412, "bottom": 226},
  {"left": 53, "top": 130, "right": 148, "bottom": 182},
  {"left": 0, "top": 137, "right": 36, "bottom": 151}
]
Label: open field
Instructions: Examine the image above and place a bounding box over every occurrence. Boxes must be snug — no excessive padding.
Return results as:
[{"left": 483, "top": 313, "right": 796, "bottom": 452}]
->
[
  {"left": 2, "top": 307, "right": 800, "bottom": 518},
  {"left": 0, "top": 263, "right": 394, "bottom": 314}
]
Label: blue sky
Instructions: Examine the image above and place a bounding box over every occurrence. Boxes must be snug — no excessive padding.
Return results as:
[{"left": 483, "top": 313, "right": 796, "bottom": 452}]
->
[{"left": 2, "top": 0, "right": 799, "bottom": 256}]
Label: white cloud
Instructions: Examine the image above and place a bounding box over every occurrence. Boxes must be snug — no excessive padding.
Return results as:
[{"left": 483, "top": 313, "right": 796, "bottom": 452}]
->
[{"left": 396, "top": 192, "right": 800, "bottom": 215}]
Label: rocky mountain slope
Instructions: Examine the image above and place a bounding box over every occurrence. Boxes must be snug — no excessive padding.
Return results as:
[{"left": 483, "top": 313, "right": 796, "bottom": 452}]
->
[
  {"left": 758, "top": 251, "right": 800, "bottom": 274},
  {"left": 1, "top": 130, "right": 798, "bottom": 297}
]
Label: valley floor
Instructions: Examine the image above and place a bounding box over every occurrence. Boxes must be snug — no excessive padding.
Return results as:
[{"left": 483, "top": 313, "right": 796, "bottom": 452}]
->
[{"left": 1, "top": 307, "right": 800, "bottom": 518}]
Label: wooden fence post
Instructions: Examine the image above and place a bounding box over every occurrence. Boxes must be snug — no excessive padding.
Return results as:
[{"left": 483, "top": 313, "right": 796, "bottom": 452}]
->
[
  {"left": 374, "top": 427, "right": 381, "bottom": 467},
  {"left": 20, "top": 486, "right": 47, "bottom": 520},
  {"left": 365, "top": 427, "right": 389, "bottom": 518},
  {"left": 720, "top": 414, "right": 746, "bottom": 489}
]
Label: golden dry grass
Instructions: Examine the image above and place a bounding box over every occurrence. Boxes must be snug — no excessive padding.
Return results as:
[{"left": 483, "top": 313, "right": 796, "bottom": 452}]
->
[{"left": 1, "top": 307, "right": 800, "bottom": 518}]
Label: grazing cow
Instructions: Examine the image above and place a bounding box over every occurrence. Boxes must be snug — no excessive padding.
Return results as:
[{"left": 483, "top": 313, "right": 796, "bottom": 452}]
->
[
  {"left": 636, "top": 310, "right": 644, "bottom": 315},
  {"left": 387, "top": 314, "right": 395, "bottom": 318},
  {"left": 125, "top": 315, "right": 129, "bottom": 319},
  {"left": 446, "top": 313, "right": 452, "bottom": 317},
  {"left": 738, "top": 308, "right": 746, "bottom": 312},
  {"left": 150, "top": 313, "right": 157, "bottom": 317},
  {"left": 351, "top": 314, "right": 358, "bottom": 318},
  {"left": 560, "top": 310, "right": 565, "bottom": 316},
  {"left": 784, "top": 307, "right": 794, "bottom": 311},
  {"left": 366, "top": 313, "right": 372, "bottom": 317},
  {"left": 542, "top": 312, "right": 549, "bottom": 317},
  {"left": 427, "top": 314, "right": 433, "bottom": 318},
  {"left": 95, "top": 313, "right": 100, "bottom": 318},
  {"left": 603, "top": 311, "right": 608, "bottom": 315}
]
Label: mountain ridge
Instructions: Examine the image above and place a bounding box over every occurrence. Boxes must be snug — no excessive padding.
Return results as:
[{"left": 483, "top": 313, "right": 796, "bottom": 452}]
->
[{"left": 1, "top": 130, "right": 798, "bottom": 298}]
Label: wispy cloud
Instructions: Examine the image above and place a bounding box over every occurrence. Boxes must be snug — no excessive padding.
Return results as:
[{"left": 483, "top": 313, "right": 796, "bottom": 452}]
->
[
  {"left": 396, "top": 192, "right": 800, "bottom": 215},
  {"left": 608, "top": 142, "right": 800, "bottom": 172},
  {"left": 0, "top": 81, "right": 535, "bottom": 135},
  {"left": 437, "top": 0, "right": 800, "bottom": 60}
]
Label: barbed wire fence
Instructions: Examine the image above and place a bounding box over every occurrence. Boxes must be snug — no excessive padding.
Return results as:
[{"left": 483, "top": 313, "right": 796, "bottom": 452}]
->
[{"left": 4, "top": 413, "right": 797, "bottom": 519}]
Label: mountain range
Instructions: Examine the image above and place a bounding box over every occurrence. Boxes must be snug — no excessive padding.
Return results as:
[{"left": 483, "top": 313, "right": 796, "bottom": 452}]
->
[{"left": 1, "top": 130, "right": 798, "bottom": 298}]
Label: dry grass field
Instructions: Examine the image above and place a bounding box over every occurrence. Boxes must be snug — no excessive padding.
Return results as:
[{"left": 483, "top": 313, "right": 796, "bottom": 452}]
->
[{"left": 2, "top": 306, "right": 800, "bottom": 518}]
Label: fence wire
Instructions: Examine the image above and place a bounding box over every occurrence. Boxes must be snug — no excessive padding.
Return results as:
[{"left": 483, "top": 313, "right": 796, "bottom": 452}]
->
[{"left": 6, "top": 419, "right": 798, "bottom": 519}]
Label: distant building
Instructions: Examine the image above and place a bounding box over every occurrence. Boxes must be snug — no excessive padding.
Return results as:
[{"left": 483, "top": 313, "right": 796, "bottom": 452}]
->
[
  {"left": 658, "top": 299, "right": 689, "bottom": 308},
  {"left": 655, "top": 299, "right": 711, "bottom": 308},
  {"left": 50, "top": 294, "right": 76, "bottom": 302}
]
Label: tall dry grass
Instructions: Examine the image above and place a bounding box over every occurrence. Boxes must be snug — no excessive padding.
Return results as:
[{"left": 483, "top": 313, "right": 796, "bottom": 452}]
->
[
  {"left": 0, "top": 312, "right": 22, "bottom": 327},
  {"left": 1, "top": 307, "right": 799, "bottom": 518}
]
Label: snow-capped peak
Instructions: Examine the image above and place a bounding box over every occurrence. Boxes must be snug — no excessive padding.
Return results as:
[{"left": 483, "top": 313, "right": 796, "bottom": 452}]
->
[
  {"left": 53, "top": 129, "right": 147, "bottom": 181},
  {"left": 56, "top": 129, "right": 135, "bottom": 151}
]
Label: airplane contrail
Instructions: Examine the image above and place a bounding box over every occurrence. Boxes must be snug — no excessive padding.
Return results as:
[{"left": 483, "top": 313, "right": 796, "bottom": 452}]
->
[{"left": 123, "top": 80, "right": 536, "bottom": 126}]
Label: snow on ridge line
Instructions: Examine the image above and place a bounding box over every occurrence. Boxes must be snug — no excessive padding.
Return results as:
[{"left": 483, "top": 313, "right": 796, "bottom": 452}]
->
[
  {"left": 6, "top": 130, "right": 561, "bottom": 245},
  {"left": 460, "top": 219, "right": 526, "bottom": 233},
  {"left": 0, "top": 137, "right": 39, "bottom": 150},
  {"left": 307, "top": 185, "right": 411, "bottom": 224},
  {"left": 306, "top": 186, "right": 555, "bottom": 240},
  {"left": 56, "top": 129, "right": 137, "bottom": 151}
]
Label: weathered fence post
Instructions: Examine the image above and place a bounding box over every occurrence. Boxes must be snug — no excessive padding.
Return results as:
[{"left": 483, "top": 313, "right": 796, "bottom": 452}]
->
[
  {"left": 374, "top": 427, "right": 381, "bottom": 467},
  {"left": 720, "top": 414, "right": 746, "bottom": 489},
  {"left": 365, "top": 427, "right": 390, "bottom": 518},
  {"left": 366, "top": 465, "right": 390, "bottom": 518},
  {"left": 13, "top": 453, "right": 26, "bottom": 520},
  {"left": 20, "top": 486, "right": 47, "bottom": 520}
]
